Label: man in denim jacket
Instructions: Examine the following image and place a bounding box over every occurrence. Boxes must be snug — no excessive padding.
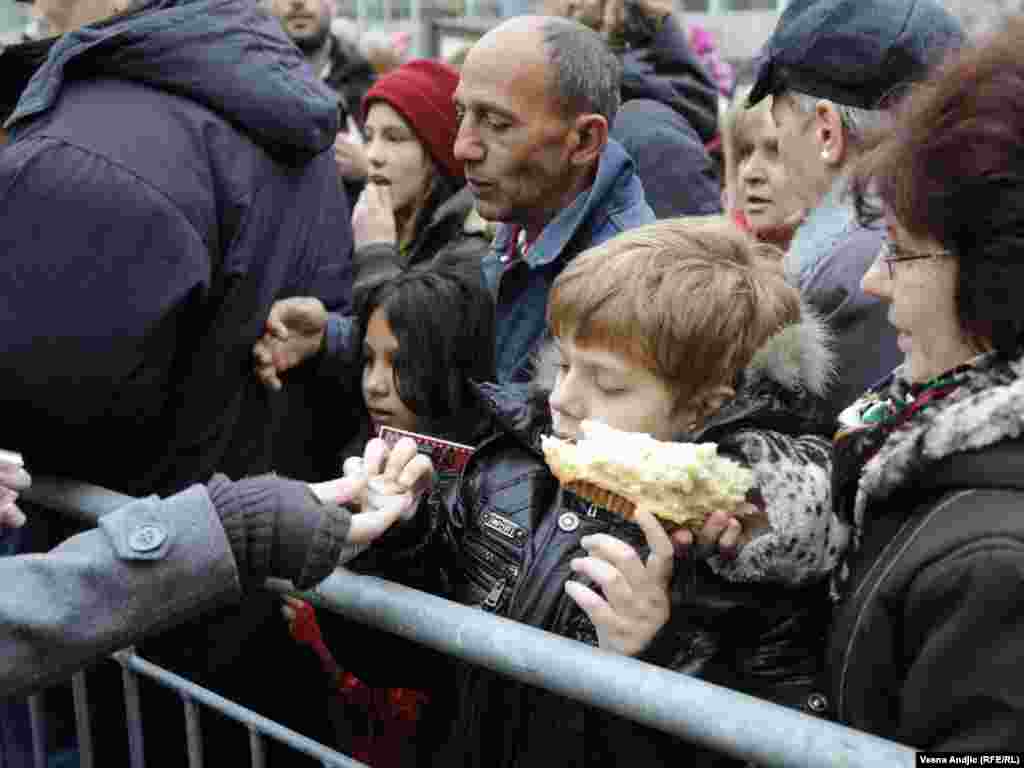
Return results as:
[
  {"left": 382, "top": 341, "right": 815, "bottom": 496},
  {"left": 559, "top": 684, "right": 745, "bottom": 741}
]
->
[{"left": 454, "top": 16, "right": 655, "bottom": 384}]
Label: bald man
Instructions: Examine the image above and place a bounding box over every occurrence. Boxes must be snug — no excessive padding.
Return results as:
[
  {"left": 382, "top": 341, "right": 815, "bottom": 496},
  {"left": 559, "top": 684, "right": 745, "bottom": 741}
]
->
[{"left": 454, "top": 16, "right": 654, "bottom": 383}]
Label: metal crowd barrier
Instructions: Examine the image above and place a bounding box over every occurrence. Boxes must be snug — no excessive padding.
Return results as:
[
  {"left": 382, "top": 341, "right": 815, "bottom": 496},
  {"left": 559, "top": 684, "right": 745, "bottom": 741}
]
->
[
  {"left": 18, "top": 477, "right": 919, "bottom": 768},
  {"left": 27, "top": 652, "right": 367, "bottom": 768}
]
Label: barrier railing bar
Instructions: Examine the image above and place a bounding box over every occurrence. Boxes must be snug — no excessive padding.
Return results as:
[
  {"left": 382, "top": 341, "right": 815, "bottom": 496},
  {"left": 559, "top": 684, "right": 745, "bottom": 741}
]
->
[
  {"left": 24, "top": 477, "right": 917, "bottom": 768},
  {"left": 112, "top": 651, "right": 365, "bottom": 768},
  {"left": 121, "top": 661, "right": 146, "bottom": 768},
  {"left": 249, "top": 727, "right": 267, "bottom": 768},
  {"left": 279, "top": 571, "right": 918, "bottom": 768},
  {"left": 28, "top": 694, "right": 46, "bottom": 768},
  {"left": 182, "top": 696, "right": 203, "bottom": 768},
  {"left": 24, "top": 477, "right": 134, "bottom": 526},
  {"left": 72, "top": 672, "right": 95, "bottom": 768}
]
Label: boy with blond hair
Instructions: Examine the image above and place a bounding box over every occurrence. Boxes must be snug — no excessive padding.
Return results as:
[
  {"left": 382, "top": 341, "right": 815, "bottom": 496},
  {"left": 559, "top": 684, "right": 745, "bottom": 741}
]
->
[{"left": 361, "top": 216, "right": 847, "bottom": 766}]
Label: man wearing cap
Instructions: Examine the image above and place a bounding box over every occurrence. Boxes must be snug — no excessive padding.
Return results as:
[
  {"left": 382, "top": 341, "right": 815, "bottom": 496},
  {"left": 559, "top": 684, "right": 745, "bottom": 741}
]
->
[
  {"left": 746, "top": 0, "right": 964, "bottom": 420},
  {"left": 455, "top": 15, "right": 655, "bottom": 384}
]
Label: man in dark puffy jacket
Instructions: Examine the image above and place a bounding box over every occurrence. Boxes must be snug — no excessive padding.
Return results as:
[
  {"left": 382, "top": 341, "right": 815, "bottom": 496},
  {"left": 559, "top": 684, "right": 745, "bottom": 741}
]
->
[
  {"left": 1, "top": 0, "right": 354, "bottom": 762},
  {"left": 547, "top": 0, "right": 723, "bottom": 217},
  {"left": 2, "top": 0, "right": 353, "bottom": 495}
]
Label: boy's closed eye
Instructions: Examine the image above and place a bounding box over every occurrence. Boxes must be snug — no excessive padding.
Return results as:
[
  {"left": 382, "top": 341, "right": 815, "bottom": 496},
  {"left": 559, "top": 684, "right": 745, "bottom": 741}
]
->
[{"left": 595, "top": 378, "right": 628, "bottom": 395}]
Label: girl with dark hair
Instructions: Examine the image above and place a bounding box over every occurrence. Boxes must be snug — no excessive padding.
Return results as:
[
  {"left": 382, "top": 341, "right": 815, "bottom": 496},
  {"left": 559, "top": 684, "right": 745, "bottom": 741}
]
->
[
  {"left": 255, "top": 267, "right": 494, "bottom": 767},
  {"left": 821, "top": 19, "right": 1024, "bottom": 750},
  {"left": 352, "top": 269, "right": 494, "bottom": 445},
  {"left": 255, "top": 266, "right": 495, "bottom": 445}
]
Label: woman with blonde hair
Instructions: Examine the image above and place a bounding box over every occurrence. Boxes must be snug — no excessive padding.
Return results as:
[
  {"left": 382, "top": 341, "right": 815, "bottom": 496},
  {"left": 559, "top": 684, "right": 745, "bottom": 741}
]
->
[{"left": 720, "top": 86, "right": 803, "bottom": 250}]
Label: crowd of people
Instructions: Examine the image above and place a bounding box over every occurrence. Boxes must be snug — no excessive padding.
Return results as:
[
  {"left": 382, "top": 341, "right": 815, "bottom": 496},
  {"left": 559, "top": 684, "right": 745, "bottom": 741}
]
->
[{"left": 2, "top": 0, "right": 1024, "bottom": 763}]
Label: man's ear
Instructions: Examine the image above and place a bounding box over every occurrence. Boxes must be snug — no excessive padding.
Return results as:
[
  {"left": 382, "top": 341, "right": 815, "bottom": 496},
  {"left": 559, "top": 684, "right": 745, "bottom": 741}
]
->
[
  {"left": 569, "top": 113, "right": 608, "bottom": 168},
  {"left": 814, "top": 101, "right": 846, "bottom": 167}
]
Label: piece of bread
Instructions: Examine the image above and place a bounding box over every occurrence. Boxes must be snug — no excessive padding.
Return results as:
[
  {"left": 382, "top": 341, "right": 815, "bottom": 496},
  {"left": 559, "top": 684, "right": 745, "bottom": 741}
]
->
[{"left": 540, "top": 420, "right": 754, "bottom": 531}]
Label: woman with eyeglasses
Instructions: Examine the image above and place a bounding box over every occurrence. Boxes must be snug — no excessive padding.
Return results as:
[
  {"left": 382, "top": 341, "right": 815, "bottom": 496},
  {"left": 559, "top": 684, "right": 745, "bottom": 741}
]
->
[{"left": 818, "top": 21, "right": 1024, "bottom": 750}]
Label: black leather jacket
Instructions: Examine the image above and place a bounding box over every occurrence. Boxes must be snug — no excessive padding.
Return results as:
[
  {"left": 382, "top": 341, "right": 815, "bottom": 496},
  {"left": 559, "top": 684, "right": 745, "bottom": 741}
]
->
[{"left": 434, "top": 376, "right": 835, "bottom": 767}]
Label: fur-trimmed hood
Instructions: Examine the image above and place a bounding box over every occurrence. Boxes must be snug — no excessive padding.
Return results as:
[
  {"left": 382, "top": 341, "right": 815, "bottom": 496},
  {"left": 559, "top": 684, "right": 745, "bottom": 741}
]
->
[
  {"left": 742, "top": 304, "right": 835, "bottom": 400},
  {"left": 848, "top": 352, "right": 1024, "bottom": 537}
]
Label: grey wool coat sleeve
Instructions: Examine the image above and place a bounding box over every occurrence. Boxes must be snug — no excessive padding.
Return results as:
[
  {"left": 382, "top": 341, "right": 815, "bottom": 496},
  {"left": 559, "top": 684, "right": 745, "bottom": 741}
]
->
[{"left": 0, "top": 486, "right": 241, "bottom": 698}]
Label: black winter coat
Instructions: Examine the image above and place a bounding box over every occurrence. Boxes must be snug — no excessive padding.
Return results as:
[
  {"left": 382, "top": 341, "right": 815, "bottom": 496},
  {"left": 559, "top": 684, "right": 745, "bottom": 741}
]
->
[{"left": 823, "top": 355, "right": 1024, "bottom": 749}]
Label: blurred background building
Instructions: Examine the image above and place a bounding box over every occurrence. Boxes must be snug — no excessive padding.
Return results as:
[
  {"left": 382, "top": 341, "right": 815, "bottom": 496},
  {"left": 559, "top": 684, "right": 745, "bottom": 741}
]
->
[
  {"left": 3, "top": 0, "right": 1021, "bottom": 90},
  {"left": 333, "top": 0, "right": 783, "bottom": 70}
]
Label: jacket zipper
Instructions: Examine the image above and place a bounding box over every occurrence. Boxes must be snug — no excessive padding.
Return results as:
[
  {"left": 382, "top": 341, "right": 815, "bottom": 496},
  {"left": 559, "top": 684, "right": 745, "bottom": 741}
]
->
[
  {"left": 482, "top": 579, "right": 507, "bottom": 611},
  {"left": 464, "top": 539, "right": 520, "bottom": 612}
]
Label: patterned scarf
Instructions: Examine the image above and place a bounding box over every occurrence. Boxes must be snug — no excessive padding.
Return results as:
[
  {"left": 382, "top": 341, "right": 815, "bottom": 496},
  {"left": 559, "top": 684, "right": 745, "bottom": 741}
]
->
[{"left": 831, "top": 362, "right": 976, "bottom": 549}]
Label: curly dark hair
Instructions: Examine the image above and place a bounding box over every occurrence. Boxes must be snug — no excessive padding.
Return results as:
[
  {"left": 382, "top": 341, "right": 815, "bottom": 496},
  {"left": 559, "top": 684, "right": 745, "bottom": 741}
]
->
[{"left": 852, "top": 18, "right": 1024, "bottom": 357}]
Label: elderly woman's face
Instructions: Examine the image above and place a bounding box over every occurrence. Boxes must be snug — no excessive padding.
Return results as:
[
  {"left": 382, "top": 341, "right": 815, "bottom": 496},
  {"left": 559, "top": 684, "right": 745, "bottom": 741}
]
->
[{"left": 861, "top": 217, "right": 977, "bottom": 384}]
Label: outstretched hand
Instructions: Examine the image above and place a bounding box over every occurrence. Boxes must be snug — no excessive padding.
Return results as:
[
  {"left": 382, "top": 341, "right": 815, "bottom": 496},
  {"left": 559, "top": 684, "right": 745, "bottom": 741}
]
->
[
  {"left": 310, "top": 436, "right": 434, "bottom": 546},
  {"left": 253, "top": 297, "right": 329, "bottom": 391},
  {"left": 564, "top": 506, "right": 675, "bottom": 657}
]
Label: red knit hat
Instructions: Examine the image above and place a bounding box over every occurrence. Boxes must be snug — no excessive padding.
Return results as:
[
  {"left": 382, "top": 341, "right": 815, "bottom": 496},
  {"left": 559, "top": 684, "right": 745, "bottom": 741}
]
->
[{"left": 362, "top": 59, "right": 463, "bottom": 181}]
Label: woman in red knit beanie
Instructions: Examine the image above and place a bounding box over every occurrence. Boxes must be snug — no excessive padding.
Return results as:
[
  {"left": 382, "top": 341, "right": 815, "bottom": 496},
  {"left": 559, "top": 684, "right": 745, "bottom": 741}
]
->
[{"left": 350, "top": 58, "right": 492, "bottom": 301}]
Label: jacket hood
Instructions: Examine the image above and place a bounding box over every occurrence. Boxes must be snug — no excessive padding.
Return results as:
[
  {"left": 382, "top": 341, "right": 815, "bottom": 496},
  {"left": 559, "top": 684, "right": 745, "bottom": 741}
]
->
[
  {"left": 7, "top": 0, "right": 339, "bottom": 158},
  {"left": 742, "top": 303, "right": 835, "bottom": 400},
  {"left": 850, "top": 352, "right": 1024, "bottom": 531}
]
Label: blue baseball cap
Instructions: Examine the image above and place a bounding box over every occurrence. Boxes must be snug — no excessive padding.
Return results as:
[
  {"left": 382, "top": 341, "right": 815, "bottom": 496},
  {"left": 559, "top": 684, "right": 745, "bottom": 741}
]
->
[{"left": 747, "top": 0, "right": 964, "bottom": 110}]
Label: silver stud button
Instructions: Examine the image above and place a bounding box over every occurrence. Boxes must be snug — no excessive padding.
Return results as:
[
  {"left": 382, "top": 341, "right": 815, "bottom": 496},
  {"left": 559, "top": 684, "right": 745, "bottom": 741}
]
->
[
  {"left": 557, "top": 512, "right": 580, "bottom": 532},
  {"left": 806, "top": 693, "right": 829, "bottom": 714}
]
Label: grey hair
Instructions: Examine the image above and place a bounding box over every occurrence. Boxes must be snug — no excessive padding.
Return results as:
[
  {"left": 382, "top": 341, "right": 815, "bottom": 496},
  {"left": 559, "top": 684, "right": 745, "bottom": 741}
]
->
[
  {"left": 788, "top": 91, "right": 890, "bottom": 148},
  {"left": 539, "top": 17, "right": 622, "bottom": 124}
]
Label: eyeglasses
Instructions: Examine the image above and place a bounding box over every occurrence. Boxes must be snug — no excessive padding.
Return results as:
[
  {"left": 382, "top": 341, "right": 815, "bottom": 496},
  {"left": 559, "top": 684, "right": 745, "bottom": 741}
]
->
[{"left": 877, "top": 238, "right": 949, "bottom": 280}]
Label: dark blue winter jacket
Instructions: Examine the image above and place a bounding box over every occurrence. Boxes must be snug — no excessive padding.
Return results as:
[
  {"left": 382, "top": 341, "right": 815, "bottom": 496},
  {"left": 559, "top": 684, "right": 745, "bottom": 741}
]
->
[{"left": 0, "top": 0, "right": 353, "bottom": 495}]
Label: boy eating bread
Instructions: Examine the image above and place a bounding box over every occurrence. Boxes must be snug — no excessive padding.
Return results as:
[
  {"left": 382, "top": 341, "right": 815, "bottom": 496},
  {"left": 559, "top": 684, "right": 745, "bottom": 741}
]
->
[{"left": 355, "top": 216, "right": 847, "bottom": 766}]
